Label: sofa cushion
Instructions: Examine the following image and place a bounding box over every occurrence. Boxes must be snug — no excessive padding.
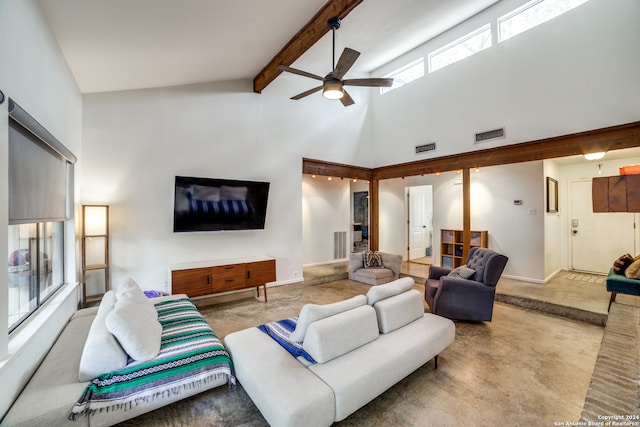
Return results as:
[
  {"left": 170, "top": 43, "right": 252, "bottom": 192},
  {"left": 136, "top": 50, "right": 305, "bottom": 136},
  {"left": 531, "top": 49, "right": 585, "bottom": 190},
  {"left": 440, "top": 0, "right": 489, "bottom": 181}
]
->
[
  {"left": 302, "top": 305, "right": 379, "bottom": 363},
  {"left": 373, "top": 289, "right": 425, "bottom": 333},
  {"left": 106, "top": 298, "right": 162, "bottom": 361},
  {"left": 224, "top": 328, "right": 335, "bottom": 427},
  {"left": 308, "top": 313, "right": 455, "bottom": 422},
  {"left": 290, "top": 294, "right": 366, "bottom": 343},
  {"left": 366, "top": 277, "right": 414, "bottom": 306},
  {"left": 78, "top": 290, "right": 129, "bottom": 381},
  {"left": 116, "top": 278, "right": 157, "bottom": 319},
  {"left": 2, "top": 314, "right": 95, "bottom": 427},
  {"left": 354, "top": 268, "right": 393, "bottom": 280}
]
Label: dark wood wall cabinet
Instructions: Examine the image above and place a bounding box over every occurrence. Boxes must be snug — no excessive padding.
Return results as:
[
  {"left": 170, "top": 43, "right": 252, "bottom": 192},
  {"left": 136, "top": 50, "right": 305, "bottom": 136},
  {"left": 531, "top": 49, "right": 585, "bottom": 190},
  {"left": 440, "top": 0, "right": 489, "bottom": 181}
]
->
[
  {"left": 592, "top": 175, "right": 640, "bottom": 212},
  {"left": 171, "top": 257, "right": 276, "bottom": 302}
]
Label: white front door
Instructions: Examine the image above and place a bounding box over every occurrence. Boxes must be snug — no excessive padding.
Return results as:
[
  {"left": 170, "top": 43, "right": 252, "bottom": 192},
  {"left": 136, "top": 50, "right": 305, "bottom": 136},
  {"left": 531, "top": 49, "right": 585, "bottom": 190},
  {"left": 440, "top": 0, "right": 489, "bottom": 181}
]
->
[
  {"left": 408, "top": 185, "right": 433, "bottom": 260},
  {"left": 570, "top": 180, "right": 636, "bottom": 273}
]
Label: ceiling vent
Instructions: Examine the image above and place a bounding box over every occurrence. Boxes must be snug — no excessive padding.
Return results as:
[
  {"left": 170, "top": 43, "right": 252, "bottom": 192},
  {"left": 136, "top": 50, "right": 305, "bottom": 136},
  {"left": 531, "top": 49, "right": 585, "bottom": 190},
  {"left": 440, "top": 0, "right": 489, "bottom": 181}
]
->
[
  {"left": 475, "top": 127, "right": 505, "bottom": 143},
  {"left": 415, "top": 142, "right": 436, "bottom": 154}
]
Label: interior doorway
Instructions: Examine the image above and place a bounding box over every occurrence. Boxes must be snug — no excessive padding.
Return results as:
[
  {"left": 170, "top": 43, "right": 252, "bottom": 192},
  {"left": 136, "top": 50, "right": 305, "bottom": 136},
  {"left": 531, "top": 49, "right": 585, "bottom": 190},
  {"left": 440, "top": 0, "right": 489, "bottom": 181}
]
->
[
  {"left": 353, "top": 191, "right": 369, "bottom": 253},
  {"left": 406, "top": 185, "right": 433, "bottom": 264},
  {"left": 570, "top": 179, "right": 637, "bottom": 274}
]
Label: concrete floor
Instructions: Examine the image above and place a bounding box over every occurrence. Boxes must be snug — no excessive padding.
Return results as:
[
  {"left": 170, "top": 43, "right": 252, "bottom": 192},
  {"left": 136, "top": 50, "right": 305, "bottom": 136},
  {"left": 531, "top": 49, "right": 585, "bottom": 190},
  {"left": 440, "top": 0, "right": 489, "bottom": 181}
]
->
[{"left": 118, "top": 263, "right": 630, "bottom": 426}]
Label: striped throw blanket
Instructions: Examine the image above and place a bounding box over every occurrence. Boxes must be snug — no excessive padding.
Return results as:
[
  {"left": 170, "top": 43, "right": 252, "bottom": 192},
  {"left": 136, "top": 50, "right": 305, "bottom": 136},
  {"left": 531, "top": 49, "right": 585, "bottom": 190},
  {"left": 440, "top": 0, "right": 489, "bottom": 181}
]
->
[
  {"left": 257, "top": 317, "right": 316, "bottom": 364},
  {"left": 69, "top": 298, "right": 234, "bottom": 420}
]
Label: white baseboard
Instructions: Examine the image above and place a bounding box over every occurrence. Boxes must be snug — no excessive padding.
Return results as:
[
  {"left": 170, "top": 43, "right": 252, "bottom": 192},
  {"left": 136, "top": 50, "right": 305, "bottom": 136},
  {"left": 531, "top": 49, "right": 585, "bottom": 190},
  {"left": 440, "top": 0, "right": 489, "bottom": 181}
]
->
[
  {"left": 303, "top": 259, "right": 348, "bottom": 268},
  {"left": 501, "top": 274, "right": 546, "bottom": 285}
]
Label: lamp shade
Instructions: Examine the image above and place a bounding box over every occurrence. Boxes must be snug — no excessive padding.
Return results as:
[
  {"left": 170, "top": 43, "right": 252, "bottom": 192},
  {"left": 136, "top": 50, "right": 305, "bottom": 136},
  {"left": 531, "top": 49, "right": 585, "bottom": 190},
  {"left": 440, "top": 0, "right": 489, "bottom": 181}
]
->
[
  {"left": 84, "top": 205, "right": 108, "bottom": 235},
  {"left": 322, "top": 80, "right": 344, "bottom": 100}
]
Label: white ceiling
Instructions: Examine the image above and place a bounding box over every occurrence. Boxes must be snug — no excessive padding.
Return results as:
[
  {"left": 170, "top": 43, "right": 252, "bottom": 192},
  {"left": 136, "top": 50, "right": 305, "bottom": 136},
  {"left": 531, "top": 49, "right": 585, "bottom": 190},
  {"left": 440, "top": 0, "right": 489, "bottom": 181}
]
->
[
  {"left": 35, "top": 0, "right": 640, "bottom": 163},
  {"left": 36, "top": 0, "right": 501, "bottom": 94}
]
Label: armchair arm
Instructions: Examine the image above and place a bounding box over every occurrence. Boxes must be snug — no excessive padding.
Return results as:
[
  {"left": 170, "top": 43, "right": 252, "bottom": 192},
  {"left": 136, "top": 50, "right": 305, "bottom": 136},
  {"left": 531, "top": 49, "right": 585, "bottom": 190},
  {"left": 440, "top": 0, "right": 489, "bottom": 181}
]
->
[
  {"left": 428, "top": 266, "right": 452, "bottom": 281},
  {"left": 433, "top": 277, "right": 496, "bottom": 321},
  {"left": 348, "top": 253, "right": 363, "bottom": 274},
  {"left": 380, "top": 253, "right": 402, "bottom": 278}
]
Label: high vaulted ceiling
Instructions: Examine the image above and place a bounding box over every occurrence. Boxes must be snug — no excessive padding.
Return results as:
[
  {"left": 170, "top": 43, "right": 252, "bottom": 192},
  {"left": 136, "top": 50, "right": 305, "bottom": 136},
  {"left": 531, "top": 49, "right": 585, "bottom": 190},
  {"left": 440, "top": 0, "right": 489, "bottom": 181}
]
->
[{"left": 37, "top": 0, "right": 501, "bottom": 94}]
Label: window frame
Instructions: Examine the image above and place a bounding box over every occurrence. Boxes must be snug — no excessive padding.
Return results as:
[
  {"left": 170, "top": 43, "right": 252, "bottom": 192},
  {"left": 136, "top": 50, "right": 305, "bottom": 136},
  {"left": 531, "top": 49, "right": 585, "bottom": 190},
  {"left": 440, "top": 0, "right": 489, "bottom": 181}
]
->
[
  {"left": 380, "top": 57, "right": 425, "bottom": 95},
  {"left": 498, "top": 0, "right": 590, "bottom": 42},
  {"left": 428, "top": 24, "right": 493, "bottom": 73},
  {"left": 8, "top": 221, "right": 66, "bottom": 332}
]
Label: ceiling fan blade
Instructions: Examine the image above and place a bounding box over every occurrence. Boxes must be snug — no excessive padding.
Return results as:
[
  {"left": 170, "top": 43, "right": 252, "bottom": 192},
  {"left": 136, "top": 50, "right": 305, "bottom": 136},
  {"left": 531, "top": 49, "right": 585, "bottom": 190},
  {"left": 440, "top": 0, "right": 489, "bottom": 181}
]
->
[
  {"left": 332, "top": 48, "right": 360, "bottom": 80},
  {"left": 343, "top": 78, "right": 394, "bottom": 87},
  {"left": 291, "top": 86, "right": 323, "bottom": 100},
  {"left": 340, "top": 90, "right": 355, "bottom": 107},
  {"left": 278, "top": 65, "right": 324, "bottom": 81}
]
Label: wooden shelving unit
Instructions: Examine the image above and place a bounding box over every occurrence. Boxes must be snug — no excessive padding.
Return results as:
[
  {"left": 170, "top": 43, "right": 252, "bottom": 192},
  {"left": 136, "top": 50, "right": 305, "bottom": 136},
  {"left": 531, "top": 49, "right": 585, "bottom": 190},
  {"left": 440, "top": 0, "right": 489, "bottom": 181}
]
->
[
  {"left": 440, "top": 229, "right": 488, "bottom": 269},
  {"left": 82, "top": 205, "right": 110, "bottom": 307}
]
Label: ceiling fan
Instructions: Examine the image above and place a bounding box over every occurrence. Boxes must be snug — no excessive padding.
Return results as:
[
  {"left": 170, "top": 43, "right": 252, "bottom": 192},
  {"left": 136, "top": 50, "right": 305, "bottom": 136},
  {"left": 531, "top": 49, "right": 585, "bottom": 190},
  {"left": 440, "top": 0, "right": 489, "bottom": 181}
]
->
[{"left": 278, "top": 17, "right": 394, "bottom": 107}]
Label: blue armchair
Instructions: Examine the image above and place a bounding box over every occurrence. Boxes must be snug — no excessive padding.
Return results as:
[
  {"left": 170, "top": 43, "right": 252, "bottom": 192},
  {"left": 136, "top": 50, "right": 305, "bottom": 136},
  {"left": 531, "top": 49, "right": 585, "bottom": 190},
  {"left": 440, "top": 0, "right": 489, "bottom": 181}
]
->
[{"left": 425, "top": 247, "right": 508, "bottom": 322}]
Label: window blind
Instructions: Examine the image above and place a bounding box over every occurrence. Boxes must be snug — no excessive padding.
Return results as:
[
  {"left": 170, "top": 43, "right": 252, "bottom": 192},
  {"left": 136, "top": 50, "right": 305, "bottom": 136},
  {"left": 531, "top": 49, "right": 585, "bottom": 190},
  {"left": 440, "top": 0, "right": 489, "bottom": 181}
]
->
[{"left": 8, "top": 99, "right": 76, "bottom": 224}]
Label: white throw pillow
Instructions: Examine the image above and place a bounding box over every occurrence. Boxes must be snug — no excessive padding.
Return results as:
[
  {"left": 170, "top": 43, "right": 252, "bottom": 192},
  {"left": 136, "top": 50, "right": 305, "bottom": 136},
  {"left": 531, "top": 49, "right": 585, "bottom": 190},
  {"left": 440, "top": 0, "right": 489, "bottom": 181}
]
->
[
  {"left": 116, "top": 278, "right": 157, "bottom": 319},
  {"left": 290, "top": 295, "right": 366, "bottom": 343},
  {"left": 78, "top": 290, "right": 129, "bottom": 381},
  {"left": 106, "top": 298, "right": 162, "bottom": 361},
  {"left": 366, "top": 277, "right": 415, "bottom": 306}
]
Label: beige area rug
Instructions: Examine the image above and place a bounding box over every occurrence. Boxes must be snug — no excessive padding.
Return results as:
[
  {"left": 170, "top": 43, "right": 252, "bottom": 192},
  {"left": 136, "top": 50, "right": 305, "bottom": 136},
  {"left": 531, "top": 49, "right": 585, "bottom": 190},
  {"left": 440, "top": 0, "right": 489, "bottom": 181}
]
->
[
  {"left": 562, "top": 272, "right": 606, "bottom": 284},
  {"left": 118, "top": 280, "right": 604, "bottom": 426}
]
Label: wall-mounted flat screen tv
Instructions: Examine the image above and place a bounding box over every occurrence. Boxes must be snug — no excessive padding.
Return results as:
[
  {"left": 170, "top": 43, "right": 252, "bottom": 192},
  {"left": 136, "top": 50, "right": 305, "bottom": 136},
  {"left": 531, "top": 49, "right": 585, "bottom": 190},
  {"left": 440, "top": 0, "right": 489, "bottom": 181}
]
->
[{"left": 173, "top": 176, "right": 270, "bottom": 232}]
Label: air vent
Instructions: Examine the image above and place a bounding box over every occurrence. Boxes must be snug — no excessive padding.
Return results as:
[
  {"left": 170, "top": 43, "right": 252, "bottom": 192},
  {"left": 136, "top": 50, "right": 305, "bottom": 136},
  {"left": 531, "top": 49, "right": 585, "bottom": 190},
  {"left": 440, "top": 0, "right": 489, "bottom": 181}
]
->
[
  {"left": 415, "top": 142, "right": 436, "bottom": 154},
  {"left": 475, "top": 127, "right": 505, "bottom": 143}
]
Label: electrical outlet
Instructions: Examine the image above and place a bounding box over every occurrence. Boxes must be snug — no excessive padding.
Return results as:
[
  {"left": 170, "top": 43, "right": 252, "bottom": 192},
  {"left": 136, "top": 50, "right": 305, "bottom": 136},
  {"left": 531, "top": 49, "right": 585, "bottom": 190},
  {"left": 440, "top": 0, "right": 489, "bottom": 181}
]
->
[{"left": 528, "top": 208, "right": 536, "bottom": 215}]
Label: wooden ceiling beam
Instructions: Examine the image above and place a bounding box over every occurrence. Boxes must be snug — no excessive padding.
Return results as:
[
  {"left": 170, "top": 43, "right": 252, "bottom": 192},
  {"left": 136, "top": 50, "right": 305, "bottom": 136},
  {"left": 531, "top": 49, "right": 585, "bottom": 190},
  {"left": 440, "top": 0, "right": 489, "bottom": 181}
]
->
[
  {"left": 372, "top": 121, "right": 640, "bottom": 180},
  {"left": 253, "top": 0, "right": 364, "bottom": 94},
  {"left": 303, "top": 122, "right": 640, "bottom": 181},
  {"left": 303, "top": 157, "right": 373, "bottom": 181}
]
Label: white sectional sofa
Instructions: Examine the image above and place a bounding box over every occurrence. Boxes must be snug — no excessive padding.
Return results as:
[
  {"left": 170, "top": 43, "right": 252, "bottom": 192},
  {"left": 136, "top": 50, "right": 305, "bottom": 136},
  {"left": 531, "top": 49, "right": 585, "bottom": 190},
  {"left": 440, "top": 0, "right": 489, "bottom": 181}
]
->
[
  {"left": 224, "top": 277, "right": 456, "bottom": 427},
  {"left": 1, "top": 286, "right": 234, "bottom": 427}
]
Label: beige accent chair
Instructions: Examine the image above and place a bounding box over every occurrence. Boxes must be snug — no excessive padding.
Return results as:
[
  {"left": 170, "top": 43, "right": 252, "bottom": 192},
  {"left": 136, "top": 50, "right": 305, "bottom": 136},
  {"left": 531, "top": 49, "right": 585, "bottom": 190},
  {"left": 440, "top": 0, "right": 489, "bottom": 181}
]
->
[{"left": 348, "top": 251, "right": 402, "bottom": 285}]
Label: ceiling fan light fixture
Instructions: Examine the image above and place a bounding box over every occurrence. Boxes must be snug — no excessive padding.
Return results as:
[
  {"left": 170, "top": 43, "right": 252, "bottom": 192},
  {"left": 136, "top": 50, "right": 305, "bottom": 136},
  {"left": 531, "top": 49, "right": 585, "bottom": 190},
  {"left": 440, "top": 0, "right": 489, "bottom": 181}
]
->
[
  {"left": 584, "top": 152, "right": 606, "bottom": 160},
  {"left": 322, "top": 80, "right": 344, "bottom": 100}
]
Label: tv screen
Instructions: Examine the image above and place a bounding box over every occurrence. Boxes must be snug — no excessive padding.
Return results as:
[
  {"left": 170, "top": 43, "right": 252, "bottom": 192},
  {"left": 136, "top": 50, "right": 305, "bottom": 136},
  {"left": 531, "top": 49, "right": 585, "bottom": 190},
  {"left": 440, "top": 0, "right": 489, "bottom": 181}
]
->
[{"left": 173, "top": 176, "right": 270, "bottom": 232}]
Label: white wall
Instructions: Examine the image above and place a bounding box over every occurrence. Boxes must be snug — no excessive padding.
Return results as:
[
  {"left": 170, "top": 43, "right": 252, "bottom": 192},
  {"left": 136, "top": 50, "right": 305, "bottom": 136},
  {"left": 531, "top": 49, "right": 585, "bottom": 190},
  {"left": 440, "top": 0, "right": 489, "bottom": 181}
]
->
[
  {"left": 370, "top": 0, "right": 640, "bottom": 167},
  {"left": 556, "top": 155, "right": 640, "bottom": 269},
  {"left": 80, "top": 76, "right": 375, "bottom": 293},
  {"left": 379, "top": 161, "right": 544, "bottom": 281},
  {"left": 302, "top": 175, "right": 351, "bottom": 266},
  {"left": 544, "top": 160, "right": 562, "bottom": 279},
  {"left": 0, "top": 0, "right": 82, "bottom": 417}
]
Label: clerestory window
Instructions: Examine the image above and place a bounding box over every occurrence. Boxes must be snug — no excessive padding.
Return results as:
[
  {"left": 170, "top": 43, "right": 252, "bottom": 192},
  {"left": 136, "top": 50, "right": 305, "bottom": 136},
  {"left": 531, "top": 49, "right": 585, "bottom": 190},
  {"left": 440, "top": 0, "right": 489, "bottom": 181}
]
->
[
  {"left": 428, "top": 24, "right": 492, "bottom": 73},
  {"left": 380, "top": 58, "right": 425, "bottom": 95},
  {"left": 498, "top": 0, "right": 590, "bottom": 42}
]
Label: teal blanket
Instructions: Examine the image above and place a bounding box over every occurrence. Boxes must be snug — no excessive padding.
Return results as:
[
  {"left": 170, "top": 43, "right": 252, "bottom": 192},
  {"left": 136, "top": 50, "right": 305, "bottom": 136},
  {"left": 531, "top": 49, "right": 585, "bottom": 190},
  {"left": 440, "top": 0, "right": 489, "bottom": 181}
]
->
[{"left": 69, "top": 298, "right": 234, "bottom": 420}]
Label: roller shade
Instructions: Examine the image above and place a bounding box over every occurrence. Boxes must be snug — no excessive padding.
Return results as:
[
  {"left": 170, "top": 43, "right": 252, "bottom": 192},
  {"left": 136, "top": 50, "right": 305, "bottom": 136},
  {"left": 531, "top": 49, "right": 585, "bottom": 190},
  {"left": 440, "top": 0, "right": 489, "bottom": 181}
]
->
[{"left": 8, "top": 99, "right": 75, "bottom": 224}]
